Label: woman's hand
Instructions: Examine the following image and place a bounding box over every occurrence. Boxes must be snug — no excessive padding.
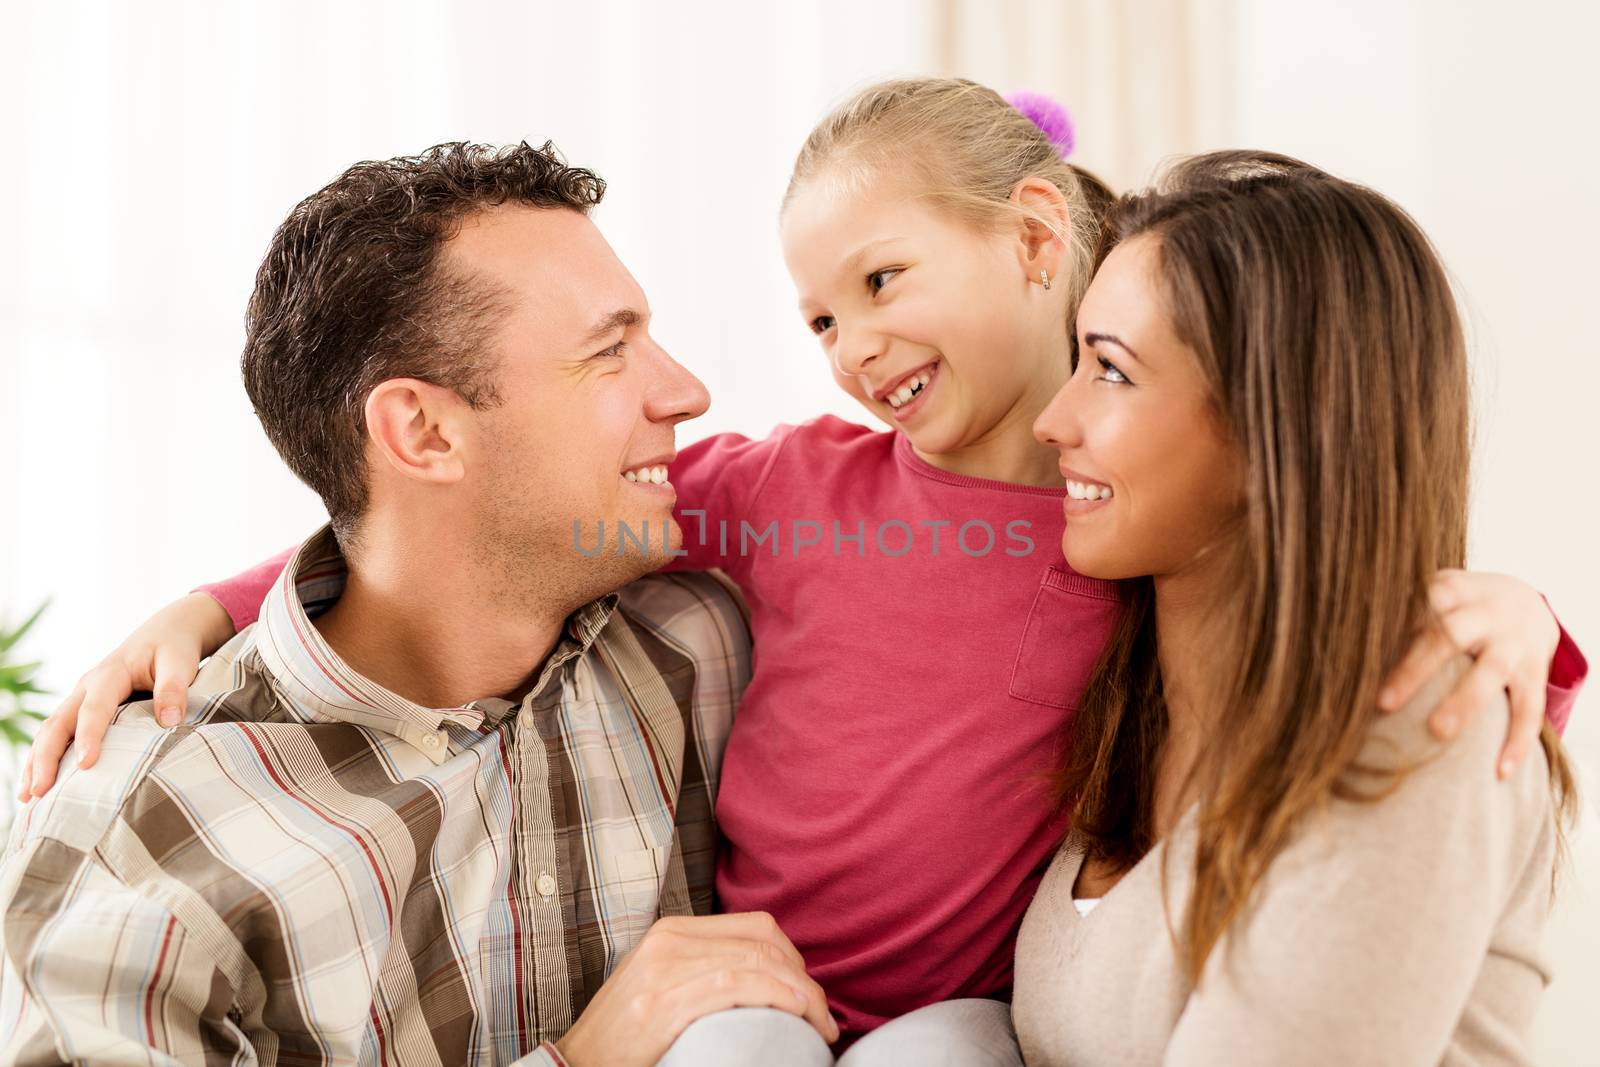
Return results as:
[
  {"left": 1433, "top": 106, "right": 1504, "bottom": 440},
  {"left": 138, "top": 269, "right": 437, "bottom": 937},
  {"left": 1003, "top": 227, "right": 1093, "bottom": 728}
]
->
[
  {"left": 16, "top": 592, "right": 237, "bottom": 801},
  {"left": 1379, "top": 570, "right": 1560, "bottom": 779}
]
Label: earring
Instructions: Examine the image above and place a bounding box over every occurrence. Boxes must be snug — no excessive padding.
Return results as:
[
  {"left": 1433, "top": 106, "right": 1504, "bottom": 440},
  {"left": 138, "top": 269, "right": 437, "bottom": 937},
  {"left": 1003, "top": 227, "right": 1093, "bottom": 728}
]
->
[{"left": 1040, "top": 269, "right": 1051, "bottom": 291}]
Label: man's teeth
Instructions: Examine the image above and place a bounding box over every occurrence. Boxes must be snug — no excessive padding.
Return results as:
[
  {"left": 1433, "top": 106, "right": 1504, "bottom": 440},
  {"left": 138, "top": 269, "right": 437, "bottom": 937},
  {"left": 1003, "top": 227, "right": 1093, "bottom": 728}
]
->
[
  {"left": 886, "top": 370, "right": 933, "bottom": 409},
  {"left": 1066, "top": 480, "right": 1114, "bottom": 501},
  {"left": 624, "top": 465, "right": 670, "bottom": 484}
]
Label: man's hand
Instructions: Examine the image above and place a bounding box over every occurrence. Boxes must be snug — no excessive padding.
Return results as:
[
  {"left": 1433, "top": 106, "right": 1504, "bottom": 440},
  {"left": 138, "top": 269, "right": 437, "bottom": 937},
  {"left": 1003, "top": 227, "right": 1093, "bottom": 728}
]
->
[
  {"left": 1379, "top": 570, "right": 1561, "bottom": 779},
  {"left": 555, "top": 911, "right": 838, "bottom": 1067},
  {"left": 16, "top": 593, "right": 235, "bottom": 801}
]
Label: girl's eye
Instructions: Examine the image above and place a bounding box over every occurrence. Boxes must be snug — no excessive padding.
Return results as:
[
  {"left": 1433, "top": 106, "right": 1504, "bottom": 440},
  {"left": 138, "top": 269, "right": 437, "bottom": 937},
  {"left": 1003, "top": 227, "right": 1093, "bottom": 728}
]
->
[
  {"left": 1096, "top": 356, "right": 1129, "bottom": 385},
  {"left": 809, "top": 315, "right": 835, "bottom": 336},
  {"left": 867, "top": 268, "right": 901, "bottom": 294}
]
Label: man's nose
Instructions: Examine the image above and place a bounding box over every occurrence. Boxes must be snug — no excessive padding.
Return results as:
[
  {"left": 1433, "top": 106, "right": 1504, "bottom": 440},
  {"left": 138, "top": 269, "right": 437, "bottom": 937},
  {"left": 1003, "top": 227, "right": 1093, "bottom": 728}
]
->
[{"left": 645, "top": 342, "right": 711, "bottom": 425}]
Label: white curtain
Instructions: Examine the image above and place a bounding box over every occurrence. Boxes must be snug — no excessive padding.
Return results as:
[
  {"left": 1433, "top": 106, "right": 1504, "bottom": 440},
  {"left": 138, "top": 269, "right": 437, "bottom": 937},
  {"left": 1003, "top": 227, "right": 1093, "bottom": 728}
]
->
[{"left": 933, "top": 0, "right": 1238, "bottom": 189}]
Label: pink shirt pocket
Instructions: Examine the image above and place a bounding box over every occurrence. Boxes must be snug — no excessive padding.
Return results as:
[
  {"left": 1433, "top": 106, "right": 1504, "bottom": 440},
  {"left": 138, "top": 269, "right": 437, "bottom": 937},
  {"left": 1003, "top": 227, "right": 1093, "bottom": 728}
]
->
[{"left": 1009, "top": 566, "right": 1122, "bottom": 709}]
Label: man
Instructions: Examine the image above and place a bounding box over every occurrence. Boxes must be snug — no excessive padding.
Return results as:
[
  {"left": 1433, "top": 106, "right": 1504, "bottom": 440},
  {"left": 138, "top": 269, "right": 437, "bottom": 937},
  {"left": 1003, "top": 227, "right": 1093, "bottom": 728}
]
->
[{"left": 0, "top": 142, "right": 835, "bottom": 1065}]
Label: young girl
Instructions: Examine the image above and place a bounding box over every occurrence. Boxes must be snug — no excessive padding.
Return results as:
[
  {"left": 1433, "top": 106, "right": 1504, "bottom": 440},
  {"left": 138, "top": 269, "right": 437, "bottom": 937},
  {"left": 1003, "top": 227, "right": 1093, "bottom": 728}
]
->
[{"left": 24, "top": 80, "right": 1587, "bottom": 1050}]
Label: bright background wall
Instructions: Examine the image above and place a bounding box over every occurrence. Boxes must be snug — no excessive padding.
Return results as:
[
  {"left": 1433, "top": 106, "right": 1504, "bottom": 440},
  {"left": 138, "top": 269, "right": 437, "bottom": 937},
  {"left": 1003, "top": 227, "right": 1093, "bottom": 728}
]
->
[{"left": 2, "top": 1, "right": 1596, "bottom": 1060}]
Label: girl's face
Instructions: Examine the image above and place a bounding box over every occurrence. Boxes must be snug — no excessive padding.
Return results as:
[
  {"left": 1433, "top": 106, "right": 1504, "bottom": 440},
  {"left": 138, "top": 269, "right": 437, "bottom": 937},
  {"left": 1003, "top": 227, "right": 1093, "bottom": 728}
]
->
[
  {"left": 781, "top": 174, "right": 1069, "bottom": 476},
  {"left": 1032, "top": 235, "right": 1245, "bottom": 580}
]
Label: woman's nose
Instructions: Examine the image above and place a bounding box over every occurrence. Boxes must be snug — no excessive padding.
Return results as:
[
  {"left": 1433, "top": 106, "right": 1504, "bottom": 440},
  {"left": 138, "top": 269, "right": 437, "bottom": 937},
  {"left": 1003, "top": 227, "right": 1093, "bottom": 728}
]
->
[{"left": 1033, "top": 377, "right": 1083, "bottom": 448}]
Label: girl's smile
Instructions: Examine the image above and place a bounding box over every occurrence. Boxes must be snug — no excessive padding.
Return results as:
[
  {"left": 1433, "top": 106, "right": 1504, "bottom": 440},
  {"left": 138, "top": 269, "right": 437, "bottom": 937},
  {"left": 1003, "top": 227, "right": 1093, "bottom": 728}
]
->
[{"left": 876, "top": 359, "right": 940, "bottom": 421}]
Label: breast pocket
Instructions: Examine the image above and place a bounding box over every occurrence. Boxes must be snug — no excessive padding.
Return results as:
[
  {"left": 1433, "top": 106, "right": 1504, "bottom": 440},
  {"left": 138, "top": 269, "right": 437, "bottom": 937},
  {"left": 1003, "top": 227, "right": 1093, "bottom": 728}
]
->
[
  {"left": 610, "top": 845, "right": 664, "bottom": 909},
  {"left": 1008, "top": 566, "right": 1121, "bottom": 709}
]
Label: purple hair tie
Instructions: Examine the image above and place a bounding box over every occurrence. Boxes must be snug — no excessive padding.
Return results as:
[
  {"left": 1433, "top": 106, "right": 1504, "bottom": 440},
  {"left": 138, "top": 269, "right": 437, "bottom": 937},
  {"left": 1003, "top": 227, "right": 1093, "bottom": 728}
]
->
[{"left": 1005, "top": 91, "right": 1075, "bottom": 159}]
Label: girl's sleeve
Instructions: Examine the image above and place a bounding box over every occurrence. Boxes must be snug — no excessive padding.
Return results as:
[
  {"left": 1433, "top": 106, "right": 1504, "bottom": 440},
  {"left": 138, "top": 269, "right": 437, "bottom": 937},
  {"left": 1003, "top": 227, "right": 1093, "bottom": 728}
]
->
[
  {"left": 196, "top": 547, "right": 295, "bottom": 632},
  {"left": 662, "top": 426, "right": 797, "bottom": 579},
  {"left": 1543, "top": 619, "right": 1587, "bottom": 735}
]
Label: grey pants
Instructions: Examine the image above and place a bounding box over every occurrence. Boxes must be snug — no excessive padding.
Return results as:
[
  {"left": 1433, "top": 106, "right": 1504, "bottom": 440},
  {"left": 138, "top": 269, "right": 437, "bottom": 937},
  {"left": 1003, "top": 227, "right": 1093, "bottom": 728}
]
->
[{"left": 655, "top": 997, "right": 1023, "bottom": 1066}]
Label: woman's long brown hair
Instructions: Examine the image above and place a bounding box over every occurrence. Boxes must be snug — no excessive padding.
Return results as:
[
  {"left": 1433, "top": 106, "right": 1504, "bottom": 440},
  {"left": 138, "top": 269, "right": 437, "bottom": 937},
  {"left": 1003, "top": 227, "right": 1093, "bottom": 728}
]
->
[{"left": 1056, "top": 150, "right": 1577, "bottom": 983}]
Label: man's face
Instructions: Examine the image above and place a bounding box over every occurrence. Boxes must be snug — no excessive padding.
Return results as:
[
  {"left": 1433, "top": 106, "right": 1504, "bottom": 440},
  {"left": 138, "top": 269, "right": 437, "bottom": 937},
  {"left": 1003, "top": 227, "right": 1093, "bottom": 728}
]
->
[{"left": 446, "top": 204, "right": 710, "bottom": 604}]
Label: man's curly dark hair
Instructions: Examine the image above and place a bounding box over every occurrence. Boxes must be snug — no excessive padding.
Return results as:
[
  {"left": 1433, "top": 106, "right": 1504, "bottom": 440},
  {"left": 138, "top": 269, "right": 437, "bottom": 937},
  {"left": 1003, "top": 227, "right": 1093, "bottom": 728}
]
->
[{"left": 242, "top": 141, "right": 605, "bottom": 543}]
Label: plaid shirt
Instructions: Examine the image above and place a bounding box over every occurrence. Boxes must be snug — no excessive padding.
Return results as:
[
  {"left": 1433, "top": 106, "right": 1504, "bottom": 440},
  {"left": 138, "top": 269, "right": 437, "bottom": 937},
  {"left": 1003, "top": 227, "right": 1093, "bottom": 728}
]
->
[{"left": 0, "top": 528, "right": 749, "bottom": 1066}]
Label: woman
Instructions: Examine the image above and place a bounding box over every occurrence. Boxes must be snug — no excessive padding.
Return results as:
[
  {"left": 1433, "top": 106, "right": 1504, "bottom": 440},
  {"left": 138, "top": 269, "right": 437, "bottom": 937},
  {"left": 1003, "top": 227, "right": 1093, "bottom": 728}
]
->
[{"left": 1017, "top": 150, "right": 1575, "bottom": 1065}]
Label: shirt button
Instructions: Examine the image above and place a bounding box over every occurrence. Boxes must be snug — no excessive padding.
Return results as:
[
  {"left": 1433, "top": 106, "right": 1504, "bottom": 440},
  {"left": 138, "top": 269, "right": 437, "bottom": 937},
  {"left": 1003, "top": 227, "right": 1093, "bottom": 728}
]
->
[
  {"left": 536, "top": 872, "right": 556, "bottom": 899},
  {"left": 518, "top": 708, "right": 534, "bottom": 730},
  {"left": 421, "top": 733, "right": 441, "bottom": 750}
]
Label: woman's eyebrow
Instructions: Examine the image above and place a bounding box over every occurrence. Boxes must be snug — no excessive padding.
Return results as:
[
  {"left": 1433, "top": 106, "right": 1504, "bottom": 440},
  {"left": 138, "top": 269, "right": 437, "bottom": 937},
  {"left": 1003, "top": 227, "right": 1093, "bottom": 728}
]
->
[{"left": 1083, "top": 332, "right": 1144, "bottom": 364}]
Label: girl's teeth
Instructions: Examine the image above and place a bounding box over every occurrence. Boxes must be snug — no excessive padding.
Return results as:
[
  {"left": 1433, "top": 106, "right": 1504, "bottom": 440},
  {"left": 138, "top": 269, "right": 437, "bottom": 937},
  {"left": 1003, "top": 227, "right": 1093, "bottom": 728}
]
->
[{"left": 886, "top": 370, "right": 933, "bottom": 409}]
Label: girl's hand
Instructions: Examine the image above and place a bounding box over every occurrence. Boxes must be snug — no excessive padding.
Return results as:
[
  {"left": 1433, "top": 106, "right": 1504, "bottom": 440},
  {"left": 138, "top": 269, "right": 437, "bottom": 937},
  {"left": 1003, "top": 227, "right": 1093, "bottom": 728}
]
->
[
  {"left": 1379, "top": 570, "right": 1560, "bottom": 779},
  {"left": 16, "top": 593, "right": 237, "bottom": 801}
]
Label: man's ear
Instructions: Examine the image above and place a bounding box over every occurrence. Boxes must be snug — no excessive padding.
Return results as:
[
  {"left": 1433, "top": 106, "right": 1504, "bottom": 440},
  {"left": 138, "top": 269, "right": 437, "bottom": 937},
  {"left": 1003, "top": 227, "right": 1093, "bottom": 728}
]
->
[
  {"left": 1011, "top": 176, "right": 1071, "bottom": 279},
  {"left": 363, "top": 378, "right": 470, "bottom": 487}
]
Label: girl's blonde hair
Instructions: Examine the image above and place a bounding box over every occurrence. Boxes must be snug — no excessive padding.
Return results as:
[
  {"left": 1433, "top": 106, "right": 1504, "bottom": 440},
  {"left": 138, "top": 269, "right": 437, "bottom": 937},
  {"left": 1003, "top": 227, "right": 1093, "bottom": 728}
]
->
[{"left": 784, "top": 77, "right": 1113, "bottom": 320}]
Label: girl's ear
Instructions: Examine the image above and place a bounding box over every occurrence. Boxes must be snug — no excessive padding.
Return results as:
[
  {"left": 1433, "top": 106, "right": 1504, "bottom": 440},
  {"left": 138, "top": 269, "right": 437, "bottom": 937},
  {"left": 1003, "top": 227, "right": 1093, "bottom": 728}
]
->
[{"left": 1012, "top": 176, "right": 1071, "bottom": 280}]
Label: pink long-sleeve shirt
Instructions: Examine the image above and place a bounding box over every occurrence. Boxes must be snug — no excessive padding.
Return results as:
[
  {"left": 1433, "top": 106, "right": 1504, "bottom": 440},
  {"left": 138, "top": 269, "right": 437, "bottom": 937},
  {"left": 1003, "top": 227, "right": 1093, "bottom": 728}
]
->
[{"left": 204, "top": 415, "right": 1588, "bottom": 1036}]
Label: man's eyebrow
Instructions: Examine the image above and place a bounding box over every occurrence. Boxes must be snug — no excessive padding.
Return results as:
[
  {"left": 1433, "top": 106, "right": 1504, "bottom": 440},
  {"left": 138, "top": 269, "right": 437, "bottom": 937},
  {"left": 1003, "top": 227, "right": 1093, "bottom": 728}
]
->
[
  {"left": 582, "top": 308, "right": 643, "bottom": 346},
  {"left": 1083, "top": 332, "right": 1144, "bottom": 363}
]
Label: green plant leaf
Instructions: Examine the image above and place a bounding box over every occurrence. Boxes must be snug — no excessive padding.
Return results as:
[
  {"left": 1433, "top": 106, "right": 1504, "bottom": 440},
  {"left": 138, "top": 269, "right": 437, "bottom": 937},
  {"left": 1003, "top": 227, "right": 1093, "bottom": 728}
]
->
[
  {"left": 0, "top": 664, "right": 44, "bottom": 692},
  {"left": 0, "top": 717, "right": 34, "bottom": 747},
  {"left": 0, "top": 601, "right": 51, "bottom": 743},
  {"left": 0, "top": 679, "right": 47, "bottom": 702},
  {"left": 0, "top": 601, "right": 49, "bottom": 656}
]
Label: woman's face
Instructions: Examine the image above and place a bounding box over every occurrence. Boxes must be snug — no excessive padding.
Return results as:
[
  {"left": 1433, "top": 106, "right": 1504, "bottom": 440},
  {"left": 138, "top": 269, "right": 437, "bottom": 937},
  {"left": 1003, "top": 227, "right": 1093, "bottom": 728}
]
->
[{"left": 1032, "top": 235, "right": 1245, "bottom": 580}]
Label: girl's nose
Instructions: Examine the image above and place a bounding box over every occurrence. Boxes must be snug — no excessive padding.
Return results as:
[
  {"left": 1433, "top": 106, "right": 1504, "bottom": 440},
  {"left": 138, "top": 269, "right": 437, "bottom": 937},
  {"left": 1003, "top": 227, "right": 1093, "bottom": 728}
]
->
[{"left": 833, "top": 323, "right": 887, "bottom": 377}]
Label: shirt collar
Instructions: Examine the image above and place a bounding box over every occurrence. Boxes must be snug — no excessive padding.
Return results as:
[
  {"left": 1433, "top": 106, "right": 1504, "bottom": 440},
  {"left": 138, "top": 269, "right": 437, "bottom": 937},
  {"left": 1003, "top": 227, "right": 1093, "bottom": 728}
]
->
[{"left": 252, "top": 525, "right": 619, "bottom": 764}]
